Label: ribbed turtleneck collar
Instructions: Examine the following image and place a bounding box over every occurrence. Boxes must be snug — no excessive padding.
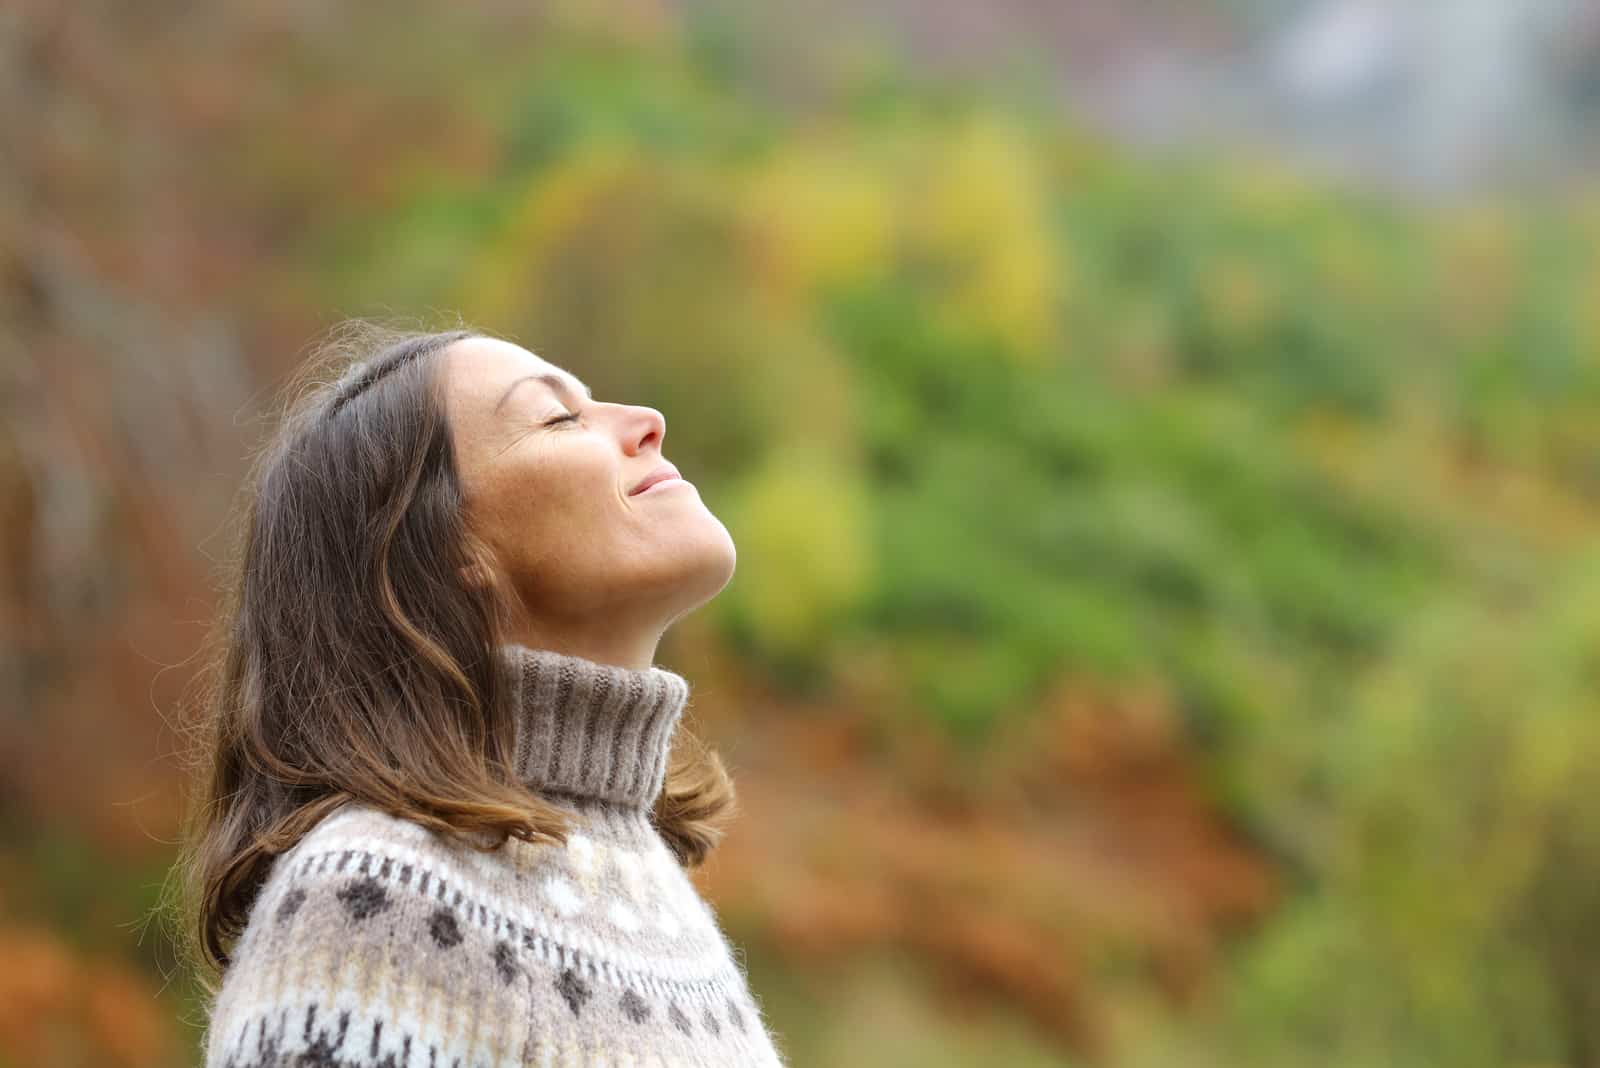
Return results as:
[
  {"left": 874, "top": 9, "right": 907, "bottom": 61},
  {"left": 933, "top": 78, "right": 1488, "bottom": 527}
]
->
[{"left": 496, "top": 643, "right": 690, "bottom": 812}]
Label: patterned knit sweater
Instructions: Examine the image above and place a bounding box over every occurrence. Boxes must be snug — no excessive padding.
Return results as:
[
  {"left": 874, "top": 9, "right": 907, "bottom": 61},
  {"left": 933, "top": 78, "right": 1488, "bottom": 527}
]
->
[{"left": 201, "top": 644, "right": 789, "bottom": 1068}]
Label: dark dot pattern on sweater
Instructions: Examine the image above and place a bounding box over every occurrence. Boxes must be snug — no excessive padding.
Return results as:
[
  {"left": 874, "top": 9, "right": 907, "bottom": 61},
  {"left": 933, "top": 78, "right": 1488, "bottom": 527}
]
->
[
  {"left": 336, "top": 876, "right": 390, "bottom": 921},
  {"left": 275, "top": 887, "right": 307, "bottom": 924},
  {"left": 427, "top": 907, "right": 462, "bottom": 949},
  {"left": 492, "top": 939, "right": 519, "bottom": 985},
  {"left": 667, "top": 1001, "right": 693, "bottom": 1037},
  {"left": 303, "top": 1005, "right": 352, "bottom": 1063},
  {"left": 619, "top": 987, "right": 651, "bottom": 1024},
  {"left": 727, "top": 997, "right": 745, "bottom": 1032},
  {"left": 555, "top": 967, "right": 590, "bottom": 1016},
  {"left": 222, "top": 1015, "right": 450, "bottom": 1068},
  {"left": 302, "top": 1030, "right": 342, "bottom": 1067},
  {"left": 702, "top": 1005, "right": 721, "bottom": 1036}
]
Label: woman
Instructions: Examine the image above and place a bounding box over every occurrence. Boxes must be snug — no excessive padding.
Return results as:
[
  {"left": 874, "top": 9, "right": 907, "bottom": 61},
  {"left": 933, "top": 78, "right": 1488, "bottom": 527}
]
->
[{"left": 174, "top": 320, "right": 787, "bottom": 1067}]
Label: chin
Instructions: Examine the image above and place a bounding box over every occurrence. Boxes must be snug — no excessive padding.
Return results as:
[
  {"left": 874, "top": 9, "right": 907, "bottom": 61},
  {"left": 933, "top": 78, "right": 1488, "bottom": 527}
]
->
[{"left": 681, "top": 526, "right": 738, "bottom": 605}]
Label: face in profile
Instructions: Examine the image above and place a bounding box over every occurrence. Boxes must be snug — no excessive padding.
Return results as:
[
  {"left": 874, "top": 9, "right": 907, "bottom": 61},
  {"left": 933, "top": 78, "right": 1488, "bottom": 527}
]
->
[{"left": 442, "top": 336, "right": 736, "bottom": 654}]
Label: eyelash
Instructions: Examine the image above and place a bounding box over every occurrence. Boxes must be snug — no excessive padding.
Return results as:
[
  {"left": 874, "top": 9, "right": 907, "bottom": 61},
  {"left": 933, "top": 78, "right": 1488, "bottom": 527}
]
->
[{"left": 545, "top": 410, "right": 582, "bottom": 427}]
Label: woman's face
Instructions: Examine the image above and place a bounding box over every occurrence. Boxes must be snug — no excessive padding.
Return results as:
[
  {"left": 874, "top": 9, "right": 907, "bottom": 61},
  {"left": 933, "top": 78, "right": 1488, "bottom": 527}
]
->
[{"left": 442, "top": 336, "right": 736, "bottom": 658}]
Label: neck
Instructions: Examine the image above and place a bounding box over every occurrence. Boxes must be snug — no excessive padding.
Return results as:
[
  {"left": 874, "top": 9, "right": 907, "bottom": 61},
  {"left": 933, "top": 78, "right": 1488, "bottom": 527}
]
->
[
  {"left": 497, "top": 641, "right": 690, "bottom": 812},
  {"left": 497, "top": 610, "right": 666, "bottom": 673}
]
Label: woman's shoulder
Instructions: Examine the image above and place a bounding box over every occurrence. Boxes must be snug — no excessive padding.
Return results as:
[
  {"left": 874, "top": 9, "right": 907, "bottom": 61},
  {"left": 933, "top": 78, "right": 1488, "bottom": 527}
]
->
[
  {"left": 281, "top": 798, "right": 457, "bottom": 870},
  {"left": 260, "top": 799, "right": 532, "bottom": 920},
  {"left": 206, "top": 801, "right": 547, "bottom": 1067}
]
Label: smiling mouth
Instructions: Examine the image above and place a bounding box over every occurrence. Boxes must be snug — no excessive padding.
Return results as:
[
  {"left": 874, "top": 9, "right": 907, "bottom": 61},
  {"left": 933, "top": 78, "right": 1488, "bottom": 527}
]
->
[{"left": 633, "top": 476, "right": 689, "bottom": 495}]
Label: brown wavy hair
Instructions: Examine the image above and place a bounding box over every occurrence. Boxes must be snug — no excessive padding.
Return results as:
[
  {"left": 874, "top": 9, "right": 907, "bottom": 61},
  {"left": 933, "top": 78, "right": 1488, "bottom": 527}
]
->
[{"left": 163, "top": 317, "right": 737, "bottom": 1003}]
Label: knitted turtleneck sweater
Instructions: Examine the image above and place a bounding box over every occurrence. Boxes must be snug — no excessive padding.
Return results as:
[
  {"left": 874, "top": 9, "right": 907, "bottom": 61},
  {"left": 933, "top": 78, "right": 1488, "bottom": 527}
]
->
[{"left": 202, "top": 644, "right": 788, "bottom": 1068}]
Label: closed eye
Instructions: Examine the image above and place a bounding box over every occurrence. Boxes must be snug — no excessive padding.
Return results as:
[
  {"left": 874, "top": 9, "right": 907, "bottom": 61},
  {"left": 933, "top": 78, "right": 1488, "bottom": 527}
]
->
[{"left": 545, "top": 410, "right": 582, "bottom": 427}]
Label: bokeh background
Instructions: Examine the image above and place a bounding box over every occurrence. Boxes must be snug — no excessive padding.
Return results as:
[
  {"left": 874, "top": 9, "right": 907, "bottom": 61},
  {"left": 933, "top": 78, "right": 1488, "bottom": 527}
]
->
[{"left": 6, "top": 1, "right": 1600, "bottom": 1065}]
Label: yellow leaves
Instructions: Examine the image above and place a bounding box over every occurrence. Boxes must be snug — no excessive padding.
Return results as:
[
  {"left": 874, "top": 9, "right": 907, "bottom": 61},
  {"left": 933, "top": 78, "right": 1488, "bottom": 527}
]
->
[
  {"left": 461, "top": 111, "right": 1070, "bottom": 375},
  {"left": 739, "top": 115, "right": 1067, "bottom": 363},
  {"left": 912, "top": 114, "right": 1063, "bottom": 364},
  {"left": 740, "top": 137, "right": 896, "bottom": 306},
  {"left": 919, "top": 116, "right": 1040, "bottom": 251},
  {"left": 726, "top": 445, "right": 874, "bottom": 657}
]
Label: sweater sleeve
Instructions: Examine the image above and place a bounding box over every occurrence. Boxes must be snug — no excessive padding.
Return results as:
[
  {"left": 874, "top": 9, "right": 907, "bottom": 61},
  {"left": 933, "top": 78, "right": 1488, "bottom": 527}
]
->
[{"left": 201, "top": 837, "right": 534, "bottom": 1068}]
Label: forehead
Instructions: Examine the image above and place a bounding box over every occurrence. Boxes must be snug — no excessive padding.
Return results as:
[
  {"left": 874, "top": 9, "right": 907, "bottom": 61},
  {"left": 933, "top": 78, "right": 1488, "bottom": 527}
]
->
[{"left": 444, "top": 336, "right": 585, "bottom": 408}]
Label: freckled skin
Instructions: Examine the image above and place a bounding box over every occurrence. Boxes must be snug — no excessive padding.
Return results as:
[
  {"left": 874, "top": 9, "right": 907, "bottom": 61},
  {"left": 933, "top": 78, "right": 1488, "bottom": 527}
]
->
[{"left": 442, "top": 337, "right": 737, "bottom": 670}]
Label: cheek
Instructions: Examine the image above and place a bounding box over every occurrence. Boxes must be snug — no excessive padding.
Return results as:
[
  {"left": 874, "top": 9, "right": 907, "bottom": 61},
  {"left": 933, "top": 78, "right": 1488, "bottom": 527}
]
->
[
  {"left": 489, "top": 445, "right": 620, "bottom": 544},
  {"left": 462, "top": 448, "right": 554, "bottom": 546},
  {"left": 539, "top": 443, "right": 617, "bottom": 510}
]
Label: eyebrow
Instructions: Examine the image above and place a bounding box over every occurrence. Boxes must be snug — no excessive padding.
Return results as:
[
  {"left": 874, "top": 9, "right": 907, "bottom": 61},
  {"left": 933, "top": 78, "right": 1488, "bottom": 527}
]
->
[{"left": 493, "top": 372, "right": 592, "bottom": 414}]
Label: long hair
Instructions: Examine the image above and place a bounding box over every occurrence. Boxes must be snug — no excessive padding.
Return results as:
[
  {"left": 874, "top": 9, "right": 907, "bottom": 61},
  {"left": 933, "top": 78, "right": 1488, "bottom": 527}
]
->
[{"left": 164, "top": 317, "right": 737, "bottom": 1004}]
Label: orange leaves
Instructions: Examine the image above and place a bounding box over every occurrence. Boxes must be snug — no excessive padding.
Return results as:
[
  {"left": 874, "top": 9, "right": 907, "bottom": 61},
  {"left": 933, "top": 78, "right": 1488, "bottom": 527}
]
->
[
  {"left": 690, "top": 668, "right": 1279, "bottom": 1062},
  {"left": 0, "top": 924, "right": 174, "bottom": 1068}
]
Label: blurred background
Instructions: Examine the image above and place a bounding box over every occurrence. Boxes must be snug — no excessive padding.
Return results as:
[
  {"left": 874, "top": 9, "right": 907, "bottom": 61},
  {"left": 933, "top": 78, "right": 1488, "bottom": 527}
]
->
[{"left": 5, "top": 0, "right": 1600, "bottom": 1064}]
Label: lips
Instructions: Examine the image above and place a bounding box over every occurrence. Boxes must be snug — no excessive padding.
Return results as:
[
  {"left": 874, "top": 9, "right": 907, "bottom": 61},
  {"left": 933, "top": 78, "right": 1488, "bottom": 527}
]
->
[{"left": 629, "top": 462, "right": 682, "bottom": 496}]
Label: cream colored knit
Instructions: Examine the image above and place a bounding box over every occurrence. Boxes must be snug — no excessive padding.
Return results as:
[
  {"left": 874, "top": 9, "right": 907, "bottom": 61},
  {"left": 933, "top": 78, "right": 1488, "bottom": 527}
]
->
[{"left": 201, "top": 644, "right": 788, "bottom": 1068}]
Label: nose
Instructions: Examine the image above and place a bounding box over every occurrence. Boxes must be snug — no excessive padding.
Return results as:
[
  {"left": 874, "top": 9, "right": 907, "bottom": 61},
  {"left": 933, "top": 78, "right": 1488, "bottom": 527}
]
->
[{"left": 624, "top": 404, "right": 666, "bottom": 455}]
